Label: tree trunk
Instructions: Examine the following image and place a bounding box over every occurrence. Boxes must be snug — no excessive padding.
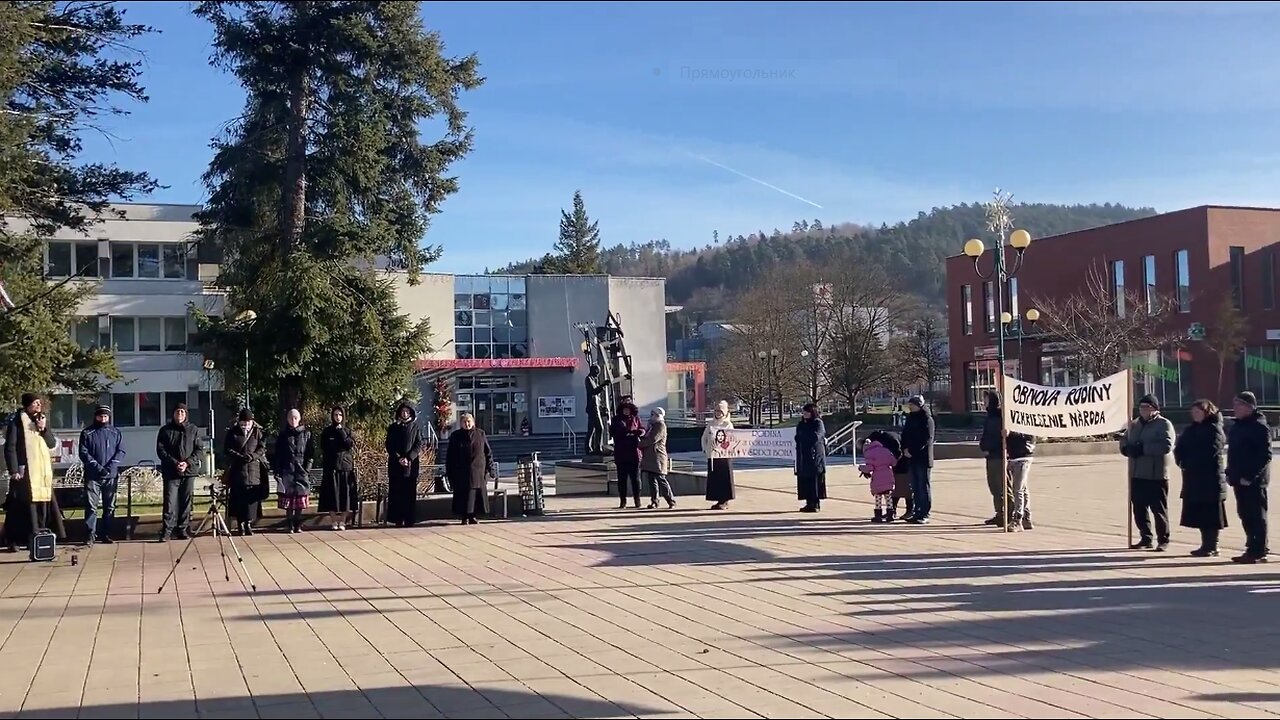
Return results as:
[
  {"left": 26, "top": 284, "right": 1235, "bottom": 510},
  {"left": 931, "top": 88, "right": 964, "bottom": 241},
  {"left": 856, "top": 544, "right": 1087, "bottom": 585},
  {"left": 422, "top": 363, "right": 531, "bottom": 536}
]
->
[{"left": 280, "top": 66, "right": 309, "bottom": 254}]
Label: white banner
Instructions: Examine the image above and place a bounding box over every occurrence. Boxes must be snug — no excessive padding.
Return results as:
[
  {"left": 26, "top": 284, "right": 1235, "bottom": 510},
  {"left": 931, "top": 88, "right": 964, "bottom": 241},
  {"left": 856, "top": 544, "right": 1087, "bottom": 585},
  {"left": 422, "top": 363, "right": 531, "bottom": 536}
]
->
[
  {"left": 1004, "top": 370, "right": 1130, "bottom": 438},
  {"left": 708, "top": 428, "right": 795, "bottom": 460}
]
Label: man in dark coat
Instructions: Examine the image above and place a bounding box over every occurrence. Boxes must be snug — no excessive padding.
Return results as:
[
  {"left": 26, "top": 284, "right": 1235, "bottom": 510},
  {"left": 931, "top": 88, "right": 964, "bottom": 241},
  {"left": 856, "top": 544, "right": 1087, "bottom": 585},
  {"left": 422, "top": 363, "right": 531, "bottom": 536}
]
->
[
  {"left": 978, "top": 391, "right": 1013, "bottom": 526},
  {"left": 901, "top": 395, "right": 935, "bottom": 524},
  {"left": 385, "top": 402, "right": 423, "bottom": 527},
  {"left": 156, "top": 402, "right": 203, "bottom": 541},
  {"left": 446, "top": 412, "right": 495, "bottom": 524},
  {"left": 1227, "top": 391, "right": 1271, "bottom": 564},
  {"left": 795, "top": 403, "right": 827, "bottom": 513},
  {"left": 79, "top": 404, "right": 126, "bottom": 545},
  {"left": 610, "top": 401, "right": 644, "bottom": 509},
  {"left": 1120, "top": 394, "right": 1176, "bottom": 551}
]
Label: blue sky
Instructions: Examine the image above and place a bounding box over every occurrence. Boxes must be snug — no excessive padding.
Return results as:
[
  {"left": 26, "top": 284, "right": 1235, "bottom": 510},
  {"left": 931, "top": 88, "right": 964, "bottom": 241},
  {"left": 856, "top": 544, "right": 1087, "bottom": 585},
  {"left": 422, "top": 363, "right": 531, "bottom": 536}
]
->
[{"left": 84, "top": 1, "right": 1280, "bottom": 272}]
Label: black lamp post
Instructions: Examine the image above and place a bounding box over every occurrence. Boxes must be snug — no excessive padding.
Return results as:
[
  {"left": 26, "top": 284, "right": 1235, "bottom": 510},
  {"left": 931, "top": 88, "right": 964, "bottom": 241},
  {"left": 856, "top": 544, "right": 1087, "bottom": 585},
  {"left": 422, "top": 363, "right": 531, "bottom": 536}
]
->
[{"left": 963, "top": 190, "right": 1033, "bottom": 532}]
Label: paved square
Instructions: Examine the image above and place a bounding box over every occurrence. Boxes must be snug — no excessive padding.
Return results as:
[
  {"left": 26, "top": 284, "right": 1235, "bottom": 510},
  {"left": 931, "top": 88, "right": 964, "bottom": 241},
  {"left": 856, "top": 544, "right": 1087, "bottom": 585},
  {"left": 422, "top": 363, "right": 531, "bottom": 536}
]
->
[{"left": 3, "top": 456, "right": 1279, "bottom": 719}]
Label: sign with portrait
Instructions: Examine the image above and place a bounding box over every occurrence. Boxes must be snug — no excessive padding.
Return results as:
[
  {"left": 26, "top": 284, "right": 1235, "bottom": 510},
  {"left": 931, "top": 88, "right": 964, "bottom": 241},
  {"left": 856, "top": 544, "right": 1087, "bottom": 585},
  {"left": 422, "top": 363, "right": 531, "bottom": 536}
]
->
[{"left": 707, "top": 428, "right": 795, "bottom": 460}]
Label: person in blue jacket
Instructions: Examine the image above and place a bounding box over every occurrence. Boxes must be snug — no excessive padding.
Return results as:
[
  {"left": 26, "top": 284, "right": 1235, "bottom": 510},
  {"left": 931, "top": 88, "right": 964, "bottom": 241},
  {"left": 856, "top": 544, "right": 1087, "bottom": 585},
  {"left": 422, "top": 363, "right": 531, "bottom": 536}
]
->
[{"left": 78, "top": 404, "right": 125, "bottom": 545}]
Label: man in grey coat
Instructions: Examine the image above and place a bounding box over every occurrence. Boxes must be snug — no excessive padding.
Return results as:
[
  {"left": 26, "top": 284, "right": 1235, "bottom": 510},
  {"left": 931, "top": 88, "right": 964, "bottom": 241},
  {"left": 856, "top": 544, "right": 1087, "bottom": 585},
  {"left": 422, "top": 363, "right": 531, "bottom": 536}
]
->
[
  {"left": 640, "top": 408, "right": 675, "bottom": 509},
  {"left": 1120, "top": 394, "right": 1176, "bottom": 551}
]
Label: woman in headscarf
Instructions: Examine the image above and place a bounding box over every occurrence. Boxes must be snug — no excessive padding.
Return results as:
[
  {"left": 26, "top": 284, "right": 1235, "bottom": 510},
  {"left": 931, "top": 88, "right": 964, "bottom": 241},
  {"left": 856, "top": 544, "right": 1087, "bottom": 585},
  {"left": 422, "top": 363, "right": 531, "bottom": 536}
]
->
[
  {"left": 319, "top": 406, "right": 358, "bottom": 531},
  {"left": 3, "top": 394, "right": 65, "bottom": 551},
  {"left": 610, "top": 400, "right": 644, "bottom": 509},
  {"left": 224, "top": 408, "right": 268, "bottom": 536},
  {"left": 701, "top": 400, "right": 736, "bottom": 510},
  {"left": 1174, "top": 399, "right": 1229, "bottom": 557},
  {"left": 385, "top": 402, "right": 423, "bottom": 528},
  {"left": 795, "top": 403, "right": 827, "bottom": 513},
  {"left": 446, "top": 412, "right": 496, "bottom": 525},
  {"left": 274, "top": 408, "right": 315, "bottom": 534}
]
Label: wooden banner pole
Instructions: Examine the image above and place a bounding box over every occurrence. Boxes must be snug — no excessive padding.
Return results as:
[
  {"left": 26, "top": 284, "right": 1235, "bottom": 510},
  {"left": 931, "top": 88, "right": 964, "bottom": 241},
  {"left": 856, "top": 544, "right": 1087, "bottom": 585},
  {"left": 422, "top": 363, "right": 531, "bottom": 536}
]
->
[
  {"left": 1126, "top": 370, "right": 1134, "bottom": 549},
  {"left": 1000, "top": 372, "right": 1010, "bottom": 533}
]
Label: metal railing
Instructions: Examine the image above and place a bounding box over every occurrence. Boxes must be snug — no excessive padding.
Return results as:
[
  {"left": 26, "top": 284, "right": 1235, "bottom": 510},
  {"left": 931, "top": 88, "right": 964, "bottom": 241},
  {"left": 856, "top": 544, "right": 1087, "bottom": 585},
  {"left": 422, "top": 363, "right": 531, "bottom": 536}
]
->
[
  {"left": 825, "top": 420, "right": 863, "bottom": 456},
  {"left": 561, "top": 417, "right": 578, "bottom": 455}
]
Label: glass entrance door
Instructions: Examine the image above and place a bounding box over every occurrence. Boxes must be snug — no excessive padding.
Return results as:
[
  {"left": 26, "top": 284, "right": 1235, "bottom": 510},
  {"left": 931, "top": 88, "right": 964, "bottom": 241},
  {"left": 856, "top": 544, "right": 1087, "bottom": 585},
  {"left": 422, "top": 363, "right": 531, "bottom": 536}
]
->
[{"left": 454, "top": 376, "right": 529, "bottom": 436}]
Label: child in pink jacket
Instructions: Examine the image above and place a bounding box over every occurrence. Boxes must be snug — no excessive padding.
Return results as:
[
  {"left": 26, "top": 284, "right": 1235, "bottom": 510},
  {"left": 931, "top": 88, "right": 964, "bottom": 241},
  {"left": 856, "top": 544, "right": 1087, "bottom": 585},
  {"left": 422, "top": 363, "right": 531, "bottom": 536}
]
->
[{"left": 859, "top": 438, "right": 898, "bottom": 523}]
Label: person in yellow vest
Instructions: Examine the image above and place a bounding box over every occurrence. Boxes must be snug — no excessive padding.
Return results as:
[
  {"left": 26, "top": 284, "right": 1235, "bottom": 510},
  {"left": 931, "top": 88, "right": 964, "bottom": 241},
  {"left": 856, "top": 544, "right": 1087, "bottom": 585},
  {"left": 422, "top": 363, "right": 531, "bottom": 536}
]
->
[{"left": 3, "top": 394, "right": 64, "bottom": 552}]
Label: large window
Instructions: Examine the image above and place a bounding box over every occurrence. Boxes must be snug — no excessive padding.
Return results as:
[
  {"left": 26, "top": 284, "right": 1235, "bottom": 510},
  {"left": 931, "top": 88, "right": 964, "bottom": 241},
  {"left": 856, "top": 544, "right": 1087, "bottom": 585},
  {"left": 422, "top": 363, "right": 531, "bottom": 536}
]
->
[
  {"left": 1007, "top": 277, "right": 1020, "bottom": 323},
  {"left": 982, "top": 281, "right": 995, "bottom": 334},
  {"left": 1230, "top": 246, "right": 1246, "bottom": 310},
  {"left": 1175, "top": 249, "right": 1191, "bottom": 313},
  {"left": 1111, "top": 259, "right": 1126, "bottom": 318},
  {"left": 1143, "top": 255, "right": 1157, "bottom": 312},
  {"left": 960, "top": 285, "right": 973, "bottom": 336},
  {"left": 100, "top": 315, "right": 190, "bottom": 353},
  {"left": 1240, "top": 346, "right": 1280, "bottom": 406},
  {"left": 72, "top": 317, "right": 98, "bottom": 350},
  {"left": 109, "top": 242, "right": 188, "bottom": 279},
  {"left": 1130, "top": 349, "right": 1194, "bottom": 408},
  {"left": 48, "top": 392, "right": 194, "bottom": 429},
  {"left": 1264, "top": 250, "right": 1276, "bottom": 311},
  {"left": 46, "top": 240, "right": 98, "bottom": 278},
  {"left": 966, "top": 360, "right": 1020, "bottom": 411},
  {"left": 453, "top": 276, "right": 529, "bottom": 360},
  {"left": 112, "top": 393, "right": 136, "bottom": 427}
]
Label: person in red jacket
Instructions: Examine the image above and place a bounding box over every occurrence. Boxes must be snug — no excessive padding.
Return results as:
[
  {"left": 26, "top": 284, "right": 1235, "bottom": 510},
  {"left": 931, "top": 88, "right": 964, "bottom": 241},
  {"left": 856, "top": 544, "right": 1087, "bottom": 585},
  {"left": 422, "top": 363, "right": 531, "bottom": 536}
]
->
[{"left": 610, "top": 401, "right": 644, "bottom": 509}]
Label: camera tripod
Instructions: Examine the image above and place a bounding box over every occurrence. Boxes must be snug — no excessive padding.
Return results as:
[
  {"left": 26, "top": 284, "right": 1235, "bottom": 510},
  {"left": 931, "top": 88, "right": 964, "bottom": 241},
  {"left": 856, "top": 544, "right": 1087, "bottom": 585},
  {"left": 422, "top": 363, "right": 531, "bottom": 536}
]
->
[{"left": 156, "top": 483, "right": 256, "bottom": 594}]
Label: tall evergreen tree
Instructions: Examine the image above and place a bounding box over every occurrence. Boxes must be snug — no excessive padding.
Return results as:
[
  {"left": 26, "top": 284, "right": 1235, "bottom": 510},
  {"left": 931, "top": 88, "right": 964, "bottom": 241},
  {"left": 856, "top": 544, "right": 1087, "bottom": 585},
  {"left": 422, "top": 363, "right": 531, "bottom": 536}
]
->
[
  {"left": 549, "top": 190, "right": 602, "bottom": 274},
  {"left": 0, "top": 1, "right": 155, "bottom": 406},
  {"left": 191, "top": 0, "right": 482, "bottom": 419}
]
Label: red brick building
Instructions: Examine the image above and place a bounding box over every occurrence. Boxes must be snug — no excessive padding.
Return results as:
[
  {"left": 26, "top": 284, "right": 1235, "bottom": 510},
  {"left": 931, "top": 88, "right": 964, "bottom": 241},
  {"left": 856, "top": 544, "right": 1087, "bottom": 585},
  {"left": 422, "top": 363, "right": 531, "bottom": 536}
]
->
[{"left": 946, "top": 206, "right": 1280, "bottom": 412}]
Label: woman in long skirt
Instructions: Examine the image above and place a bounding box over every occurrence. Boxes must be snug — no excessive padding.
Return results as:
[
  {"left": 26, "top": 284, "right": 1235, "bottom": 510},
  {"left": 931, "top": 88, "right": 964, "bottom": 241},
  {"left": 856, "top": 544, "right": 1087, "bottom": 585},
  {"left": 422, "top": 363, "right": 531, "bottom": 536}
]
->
[
  {"left": 385, "top": 402, "right": 422, "bottom": 527},
  {"left": 795, "top": 403, "right": 827, "bottom": 513},
  {"left": 1174, "top": 399, "right": 1229, "bottom": 557},
  {"left": 224, "top": 408, "right": 267, "bottom": 535},
  {"left": 319, "top": 406, "right": 358, "bottom": 530},
  {"left": 447, "top": 412, "right": 496, "bottom": 525},
  {"left": 702, "top": 400, "right": 736, "bottom": 510}
]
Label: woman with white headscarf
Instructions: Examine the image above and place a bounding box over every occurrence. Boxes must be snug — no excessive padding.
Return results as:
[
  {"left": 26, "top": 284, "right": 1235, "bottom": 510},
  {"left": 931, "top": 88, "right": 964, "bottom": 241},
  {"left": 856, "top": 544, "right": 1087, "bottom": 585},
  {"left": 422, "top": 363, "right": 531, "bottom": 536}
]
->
[
  {"left": 701, "top": 400, "right": 736, "bottom": 510},
  {"left": 274, "top": 408, "right": 315, "bottom": 533}
]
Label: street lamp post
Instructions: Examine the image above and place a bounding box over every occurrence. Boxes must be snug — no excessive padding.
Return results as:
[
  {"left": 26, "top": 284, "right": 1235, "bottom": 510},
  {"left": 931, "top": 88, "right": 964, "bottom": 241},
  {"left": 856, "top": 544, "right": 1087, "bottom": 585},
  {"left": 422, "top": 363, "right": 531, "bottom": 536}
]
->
[
  {"left": 232, "top": 310, "right": 258, "bottom": 410},
  {"left": 963, "top": 189, "right": 1033, "bottom": 532},
  {"left": 755, "top": 349, "right": 781, "bottom": 427},
  {"left": 203, "top": 359, "right": 217, "bottom": 477},
  {"left": 1001, "top": 308, "right": 1040, "bottom": 380}
]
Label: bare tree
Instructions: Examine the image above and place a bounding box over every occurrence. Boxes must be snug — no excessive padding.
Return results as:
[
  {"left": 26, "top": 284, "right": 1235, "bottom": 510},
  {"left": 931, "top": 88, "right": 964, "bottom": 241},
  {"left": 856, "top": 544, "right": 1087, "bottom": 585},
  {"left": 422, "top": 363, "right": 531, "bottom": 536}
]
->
[
  {"left": 893, "top": 304, "right": 950, "bottom": 400},
  {"left": 1032, "top": 263, "right": 1185, "bottom": 379},
  {"left": 1203, "top": 297, "right": 1249, "bottom": 400},
  {"left": 710, "top": 271, "right": 806, "bottom": 425},
  {"left": 825, "top": 264, "right": 907, "bottom": 412}
]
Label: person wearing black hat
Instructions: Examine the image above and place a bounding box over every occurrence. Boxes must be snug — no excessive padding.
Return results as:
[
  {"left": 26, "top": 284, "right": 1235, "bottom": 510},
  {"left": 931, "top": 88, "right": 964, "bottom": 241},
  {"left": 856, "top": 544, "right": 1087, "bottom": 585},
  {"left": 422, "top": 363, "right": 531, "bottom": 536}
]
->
[
  {"left": 156, "top": 401, "right": 203, "bottom": 541},
  {"left": 385, "top": 402, "right": 423, "bottom": 527},
  {"left": 1120, "top": 393, "right": 1176, "bottom": 551},
  {"left": 900, "top": 395, "right": 935, "bottom": 523},
  {"left": 223, "top": 408, "right": 268, "bottom": 535},
  {"left": 3, "top": 394, "right": 64, "bottom": 551},
  {"left": 795, "top": 403, "right": 827, "bottom": 513},
  {"left": 78, "top": 404, "right": 126, "bottom": 545},
  {"left": 1227, "top": 391, "right": 1270, "bottom": 563}
]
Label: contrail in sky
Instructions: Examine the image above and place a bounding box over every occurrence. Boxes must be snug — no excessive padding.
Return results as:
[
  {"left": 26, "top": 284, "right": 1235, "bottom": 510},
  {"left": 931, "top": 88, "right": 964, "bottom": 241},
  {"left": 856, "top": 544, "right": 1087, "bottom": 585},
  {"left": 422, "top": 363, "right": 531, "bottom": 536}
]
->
[{"left": 685, "top": 151, "right": 823, "bottom": 209}]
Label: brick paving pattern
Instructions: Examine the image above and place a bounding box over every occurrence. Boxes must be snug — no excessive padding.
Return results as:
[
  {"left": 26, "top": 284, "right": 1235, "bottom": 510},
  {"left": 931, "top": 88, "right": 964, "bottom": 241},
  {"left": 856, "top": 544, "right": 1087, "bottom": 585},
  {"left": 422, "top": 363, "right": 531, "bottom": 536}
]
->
[{"left": 2, "top": 455, "right": 1279, "bottom": 719}]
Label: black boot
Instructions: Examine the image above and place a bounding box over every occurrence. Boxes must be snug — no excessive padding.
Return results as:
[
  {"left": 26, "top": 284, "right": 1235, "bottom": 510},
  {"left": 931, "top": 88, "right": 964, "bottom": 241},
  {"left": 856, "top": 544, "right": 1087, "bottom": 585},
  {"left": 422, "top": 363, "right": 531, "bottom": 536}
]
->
[{"left": 873, "top": 509, "right": 884, "bottom": 523}]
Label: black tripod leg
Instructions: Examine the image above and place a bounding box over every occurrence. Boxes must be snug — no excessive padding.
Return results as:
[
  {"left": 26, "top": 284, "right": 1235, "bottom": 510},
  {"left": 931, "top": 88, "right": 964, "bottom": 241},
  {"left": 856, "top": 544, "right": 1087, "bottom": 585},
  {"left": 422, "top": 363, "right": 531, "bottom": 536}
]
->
[
  {"left": 155, "top": 504, "right": 215, "bottom": 594},
  {"left": 215, "top": 512, "right": 256, "bottom": 592}
]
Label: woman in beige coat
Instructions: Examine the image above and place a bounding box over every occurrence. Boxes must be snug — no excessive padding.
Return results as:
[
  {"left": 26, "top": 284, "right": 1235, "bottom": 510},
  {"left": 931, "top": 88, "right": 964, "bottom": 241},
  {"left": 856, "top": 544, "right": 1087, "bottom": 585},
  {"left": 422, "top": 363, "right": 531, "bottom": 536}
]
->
[{"left": 640, "top": 408, "right": 675, "bottom": 508}]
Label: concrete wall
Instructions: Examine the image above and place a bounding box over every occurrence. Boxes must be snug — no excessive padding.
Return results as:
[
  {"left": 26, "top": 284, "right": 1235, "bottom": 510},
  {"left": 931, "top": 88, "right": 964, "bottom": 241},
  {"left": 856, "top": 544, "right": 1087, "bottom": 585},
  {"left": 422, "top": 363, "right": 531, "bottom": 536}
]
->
[
  {"left": 388, "top": 272, "right": 455, "bottom": 359},
  {"left": 527, "top": 275, "right": 610, "bottom": 435},
  {"left": 608, "top": 277, "right": 668, "bottom": 419}
]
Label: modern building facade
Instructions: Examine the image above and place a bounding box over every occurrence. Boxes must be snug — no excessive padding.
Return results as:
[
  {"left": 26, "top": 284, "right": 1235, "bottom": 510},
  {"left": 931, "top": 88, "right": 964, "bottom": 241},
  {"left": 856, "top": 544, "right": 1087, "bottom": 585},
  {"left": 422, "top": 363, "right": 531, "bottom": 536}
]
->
[
  {"left": 403, "top": 273, "right": 676, "bottom": 437},
  {"left": 945, "top": 206, "right": 1280, "bottom": 412},
  {"left": 10, "top": 203, "right": 227, "bottom": 465}
]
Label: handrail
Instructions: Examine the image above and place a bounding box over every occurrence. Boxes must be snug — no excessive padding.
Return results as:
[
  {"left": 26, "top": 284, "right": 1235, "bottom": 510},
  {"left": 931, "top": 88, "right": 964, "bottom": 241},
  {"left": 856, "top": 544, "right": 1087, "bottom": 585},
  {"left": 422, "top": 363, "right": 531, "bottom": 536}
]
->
[
  {"left": 825, "top": 420, "right": 863, "bottom": 456},
  {"left": 561, "top": 417, "right": 578, "bottom": 455}
]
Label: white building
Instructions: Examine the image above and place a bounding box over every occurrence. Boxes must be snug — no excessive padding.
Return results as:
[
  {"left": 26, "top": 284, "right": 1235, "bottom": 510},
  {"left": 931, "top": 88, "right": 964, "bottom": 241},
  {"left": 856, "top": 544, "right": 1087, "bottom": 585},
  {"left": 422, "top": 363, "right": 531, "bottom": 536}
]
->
[{"left": 8, "top": 204, "right": 226, "bottom": 466}]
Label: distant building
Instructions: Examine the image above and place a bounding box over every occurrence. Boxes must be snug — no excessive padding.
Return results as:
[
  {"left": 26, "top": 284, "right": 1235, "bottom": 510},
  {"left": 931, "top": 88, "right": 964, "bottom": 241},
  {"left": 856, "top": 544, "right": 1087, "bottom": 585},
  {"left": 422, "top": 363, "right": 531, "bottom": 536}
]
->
[{"left": 945, "top": 206, "right": 1280, "bottom": 411}]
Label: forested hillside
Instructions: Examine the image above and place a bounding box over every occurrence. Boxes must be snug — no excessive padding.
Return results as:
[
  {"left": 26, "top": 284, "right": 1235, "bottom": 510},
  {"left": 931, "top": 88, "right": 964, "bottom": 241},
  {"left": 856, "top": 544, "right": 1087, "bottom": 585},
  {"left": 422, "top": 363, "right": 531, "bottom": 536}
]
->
[{"left": 495, "top": 202, "right": 1155, "bottom": 313}]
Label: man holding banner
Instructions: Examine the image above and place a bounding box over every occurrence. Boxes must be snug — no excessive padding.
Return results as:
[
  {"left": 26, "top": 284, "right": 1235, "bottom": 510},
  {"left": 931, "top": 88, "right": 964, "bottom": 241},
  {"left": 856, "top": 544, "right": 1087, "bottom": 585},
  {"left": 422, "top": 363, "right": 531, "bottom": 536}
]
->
[{"left": 1120, "top": 395, "right": 1176, "bottom": 551}]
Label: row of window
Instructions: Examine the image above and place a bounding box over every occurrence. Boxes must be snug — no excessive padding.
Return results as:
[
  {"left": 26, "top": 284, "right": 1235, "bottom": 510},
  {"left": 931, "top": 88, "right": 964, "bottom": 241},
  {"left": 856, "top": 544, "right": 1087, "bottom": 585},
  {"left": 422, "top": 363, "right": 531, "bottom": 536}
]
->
[
  {"left": 960, "top": 248, "right": 1194, "bottom": 335},
  {"left": 47, "top": 391, "right": 226, "bottom": 430},
  {"left": 46, "top": 240, "right": 193, "bottom": 280},
  {"left": 71, "top": 316, "right": 191, "bottom": 353},
  {"left": 1230, "top": 246, "right": 1279, "bottom": 312}
]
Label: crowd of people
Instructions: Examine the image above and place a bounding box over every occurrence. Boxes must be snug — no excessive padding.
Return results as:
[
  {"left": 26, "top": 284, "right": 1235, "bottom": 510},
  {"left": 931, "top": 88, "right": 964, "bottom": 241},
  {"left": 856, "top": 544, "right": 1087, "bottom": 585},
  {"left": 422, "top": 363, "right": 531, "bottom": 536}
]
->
[{"left": 1, "top": 385, "right": 1272, "bottom": 564}]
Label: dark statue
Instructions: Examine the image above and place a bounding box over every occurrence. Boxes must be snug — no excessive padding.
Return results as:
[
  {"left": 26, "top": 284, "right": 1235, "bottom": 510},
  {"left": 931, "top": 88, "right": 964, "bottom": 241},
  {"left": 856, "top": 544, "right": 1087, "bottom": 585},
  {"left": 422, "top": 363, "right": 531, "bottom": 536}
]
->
[{"left": 584, "top": 364, "right": 607, "bottom": 454}]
